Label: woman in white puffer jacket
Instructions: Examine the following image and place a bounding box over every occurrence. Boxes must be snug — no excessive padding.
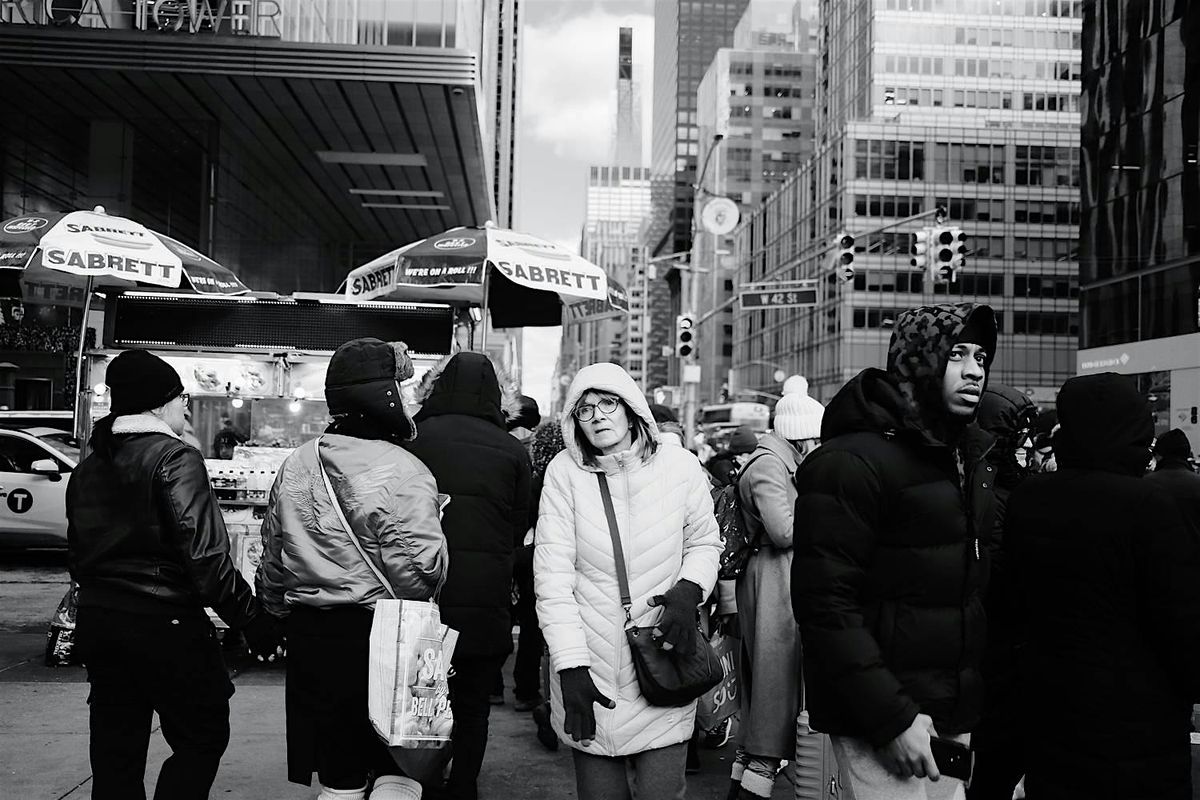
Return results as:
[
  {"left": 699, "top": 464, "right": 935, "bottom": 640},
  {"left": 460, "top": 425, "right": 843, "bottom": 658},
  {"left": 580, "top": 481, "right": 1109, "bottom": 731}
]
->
[{"left": 534, "top": 363, "right": 722, "bottom": 800}]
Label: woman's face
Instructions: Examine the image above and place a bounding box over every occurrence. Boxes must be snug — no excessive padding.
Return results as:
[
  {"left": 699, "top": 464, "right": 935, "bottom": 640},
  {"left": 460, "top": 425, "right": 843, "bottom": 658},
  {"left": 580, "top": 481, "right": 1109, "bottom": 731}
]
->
[{"left": 576, "top": 391, "right": 633, "bottom": 456}]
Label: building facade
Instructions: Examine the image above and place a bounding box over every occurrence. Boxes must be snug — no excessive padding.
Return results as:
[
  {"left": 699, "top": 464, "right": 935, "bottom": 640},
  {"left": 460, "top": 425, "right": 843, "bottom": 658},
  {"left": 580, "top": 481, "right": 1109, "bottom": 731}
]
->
[
  {"left": 1075, "top": 0, "right": 1200, "bottom": 448},
  {"left": 691, "top": 0, "right": 817, "bottom": 404},
  {"left": 0, "top": 0, "right": 504, "bottom": 408},
  {"left": 733, "top": 0, "right": 1084, "bottom": 406}
]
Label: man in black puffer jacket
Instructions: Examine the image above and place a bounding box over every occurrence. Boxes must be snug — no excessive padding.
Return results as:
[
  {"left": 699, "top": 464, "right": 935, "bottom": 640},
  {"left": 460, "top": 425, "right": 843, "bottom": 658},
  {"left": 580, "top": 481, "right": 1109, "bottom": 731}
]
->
[
  {"left": 793, "top": 302, "right": 999, "bottom": 799},
  {"left": 404, "top": 352, "right": 531, "bottom": 800},
  {"left": 1004, "top": 373, "right": 1200, "bottom": 800},
  {"left": 68, "top": 349, "right": 278, "bottom": 800}
]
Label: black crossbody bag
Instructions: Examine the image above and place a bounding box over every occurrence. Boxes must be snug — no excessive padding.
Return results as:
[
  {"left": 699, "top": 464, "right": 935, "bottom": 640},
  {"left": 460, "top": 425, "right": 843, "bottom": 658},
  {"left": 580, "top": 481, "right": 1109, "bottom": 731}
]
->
[{"left": 595, "top": 473, "right": 722, "bottom": 707}]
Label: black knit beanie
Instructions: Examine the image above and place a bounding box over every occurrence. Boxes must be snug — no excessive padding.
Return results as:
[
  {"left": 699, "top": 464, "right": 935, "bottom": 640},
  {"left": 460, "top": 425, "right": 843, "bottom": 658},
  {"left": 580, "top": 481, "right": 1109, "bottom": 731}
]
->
[{"left": 107, "top": 349, "right": 184, "bottom": 416}]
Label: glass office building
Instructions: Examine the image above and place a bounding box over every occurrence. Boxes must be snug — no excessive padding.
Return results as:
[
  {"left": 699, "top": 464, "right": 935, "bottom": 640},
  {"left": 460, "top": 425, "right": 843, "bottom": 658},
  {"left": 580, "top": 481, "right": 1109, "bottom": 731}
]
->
[
  {"left": 732, "top": 0, "right": 1083, "bottom": 404},
  {"left": 1075, "top": 0, "right": 1200, "bottom": 445}
]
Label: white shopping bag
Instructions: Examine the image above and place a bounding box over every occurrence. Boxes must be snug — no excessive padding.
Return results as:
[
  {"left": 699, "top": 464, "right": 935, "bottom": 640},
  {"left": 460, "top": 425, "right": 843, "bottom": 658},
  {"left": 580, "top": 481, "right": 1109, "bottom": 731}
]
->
[{"left": 368, "top": 599, "right": 459, "bottom": 780}]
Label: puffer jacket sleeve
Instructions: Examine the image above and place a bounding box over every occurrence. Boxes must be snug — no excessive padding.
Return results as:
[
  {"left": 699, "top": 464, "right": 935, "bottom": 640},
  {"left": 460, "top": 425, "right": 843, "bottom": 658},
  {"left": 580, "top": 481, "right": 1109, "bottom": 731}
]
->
[
  {"left": 534, "top": 455, "right": 590, "bottom": 672},
  {"left": 792, "top": 447, "right": 921, "bottom": 748},
  {"left": 376, "top": 467, "right": 448, "bottom": 600},
  {"left": 676, "top": 457, "right": 723, "bottom": 597},
  {"left": 741, "top": 453, "right": 795, "bottom": 548},
  {"left": 156, "top": 445, "right": 259, "bottom": 630},
  {"left": 255, "top": 468, "right": 288, "bottom": 618}
]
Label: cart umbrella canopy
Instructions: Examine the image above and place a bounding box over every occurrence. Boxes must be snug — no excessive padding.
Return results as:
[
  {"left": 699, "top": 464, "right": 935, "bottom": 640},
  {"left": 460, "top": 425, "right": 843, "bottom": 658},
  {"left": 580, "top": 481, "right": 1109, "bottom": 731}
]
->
[
  {"left": 0, "top": 207, "right": 249, "bottom": 296},
  {"left": 342, "top": 225, "right": 611, "bottom": 327}
]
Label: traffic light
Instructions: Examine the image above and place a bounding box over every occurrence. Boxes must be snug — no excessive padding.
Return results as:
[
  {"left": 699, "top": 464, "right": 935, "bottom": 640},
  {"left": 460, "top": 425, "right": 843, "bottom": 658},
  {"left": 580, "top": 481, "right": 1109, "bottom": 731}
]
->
[
  {"left": 834, "top": 232, "right": 855, "bottom": 282},
  {"left": 928, "top": 227, "right": 956, "bottom": 284},
  {"left": 675, "top": 314, "right": 696, "bottom": 358},
  {"left": 947, "top": 226, "right": 967, "bottom": 271},
  {"left": 910, "top": 228, "right": 932, "bottom": 271}
]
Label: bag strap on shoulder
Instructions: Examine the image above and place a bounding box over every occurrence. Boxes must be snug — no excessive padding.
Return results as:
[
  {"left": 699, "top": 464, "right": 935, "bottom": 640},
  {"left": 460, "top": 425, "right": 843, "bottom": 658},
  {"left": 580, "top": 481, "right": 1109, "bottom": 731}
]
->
[
  {"left": 316, "top": 436, "right": 398, "bottom": 600},
  {"left": 595, "top": 472, "right": 633, "bottom": 626}
]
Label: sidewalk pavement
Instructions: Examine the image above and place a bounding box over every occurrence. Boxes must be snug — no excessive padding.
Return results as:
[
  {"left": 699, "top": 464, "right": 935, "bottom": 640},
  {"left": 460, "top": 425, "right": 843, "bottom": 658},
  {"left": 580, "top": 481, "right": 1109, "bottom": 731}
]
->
[{"left": 0, "top": 631, "right": 793, "bottom": 800}]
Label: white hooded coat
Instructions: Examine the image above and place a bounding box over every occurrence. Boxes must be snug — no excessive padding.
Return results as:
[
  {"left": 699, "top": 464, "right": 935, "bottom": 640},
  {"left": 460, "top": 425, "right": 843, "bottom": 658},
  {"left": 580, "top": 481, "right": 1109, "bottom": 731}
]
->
[{"left": 534, "top": 363, "right": 723, "bottom": 757}]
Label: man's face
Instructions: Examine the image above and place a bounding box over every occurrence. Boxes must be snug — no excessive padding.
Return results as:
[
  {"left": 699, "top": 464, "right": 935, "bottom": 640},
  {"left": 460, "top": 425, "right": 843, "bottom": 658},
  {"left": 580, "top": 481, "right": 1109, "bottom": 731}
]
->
[{"left": 941, "top": 343, "right": 987, "bottom": 417}]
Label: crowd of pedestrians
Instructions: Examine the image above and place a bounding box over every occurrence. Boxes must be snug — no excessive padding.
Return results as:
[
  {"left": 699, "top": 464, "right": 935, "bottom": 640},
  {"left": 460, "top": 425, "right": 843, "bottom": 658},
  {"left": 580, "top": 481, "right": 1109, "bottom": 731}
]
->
[{"left": 62, "top": 300, "right": 1200, "bottom": 800}]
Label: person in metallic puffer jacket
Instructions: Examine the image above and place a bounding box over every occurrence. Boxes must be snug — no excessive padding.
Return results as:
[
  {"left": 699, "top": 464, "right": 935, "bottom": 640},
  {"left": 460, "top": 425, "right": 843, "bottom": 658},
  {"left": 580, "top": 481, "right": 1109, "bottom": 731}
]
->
[{"left": 256, "top": 338, "right": 448, "bottom": 800}]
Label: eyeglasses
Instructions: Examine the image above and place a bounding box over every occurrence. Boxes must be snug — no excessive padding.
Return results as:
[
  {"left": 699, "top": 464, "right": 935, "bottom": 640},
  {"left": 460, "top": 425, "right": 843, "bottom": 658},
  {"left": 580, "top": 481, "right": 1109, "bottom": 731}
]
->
[
  {"left": 179, "top": 392, "right": 190, "bottom": 406},
  {"left": 574, "top": 396, "right": 619, "bottom": 422}
]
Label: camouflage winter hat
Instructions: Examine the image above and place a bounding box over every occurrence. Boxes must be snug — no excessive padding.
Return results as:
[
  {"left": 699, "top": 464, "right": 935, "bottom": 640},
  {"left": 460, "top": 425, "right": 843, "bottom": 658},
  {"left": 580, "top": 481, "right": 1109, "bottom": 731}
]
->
[{"left": 886, "top": 303, "right": 997, "bottom": 430}]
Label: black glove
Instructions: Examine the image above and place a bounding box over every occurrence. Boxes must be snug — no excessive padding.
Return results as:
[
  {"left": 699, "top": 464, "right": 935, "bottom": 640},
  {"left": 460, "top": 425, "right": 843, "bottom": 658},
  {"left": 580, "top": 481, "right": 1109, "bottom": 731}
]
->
[
  {"left": 558, "top": 667, "right": 615, "bottom": 745},
  {"left": 647, "top": 579, "right": 703, "bottom": 656},
  {"left": 242, "top": 614, "right": 285, "bottom": 663}
]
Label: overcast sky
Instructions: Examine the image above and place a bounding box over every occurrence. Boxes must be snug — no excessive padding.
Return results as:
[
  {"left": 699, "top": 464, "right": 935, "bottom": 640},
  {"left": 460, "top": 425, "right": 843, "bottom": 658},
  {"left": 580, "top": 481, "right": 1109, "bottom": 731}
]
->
[{"left": 516, "top": 0, "right": 654, "bottom": 413}]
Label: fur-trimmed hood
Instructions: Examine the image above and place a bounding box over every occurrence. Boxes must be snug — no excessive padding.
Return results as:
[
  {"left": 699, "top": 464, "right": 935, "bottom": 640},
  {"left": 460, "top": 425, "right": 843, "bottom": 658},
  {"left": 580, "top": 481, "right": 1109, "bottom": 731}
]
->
[
  {"left": 559, "top": 362, "right": 659, "bottom": 468},
  {"left": 412, "top": 351, "right": 521, "bottom": 429}
]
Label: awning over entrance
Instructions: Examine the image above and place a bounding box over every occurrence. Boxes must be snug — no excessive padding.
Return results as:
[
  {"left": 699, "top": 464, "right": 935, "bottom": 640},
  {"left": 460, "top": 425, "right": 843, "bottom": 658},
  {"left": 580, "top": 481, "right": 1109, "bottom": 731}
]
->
[{"left": 0, "top": 26, "right": 492, "bottom": 294}]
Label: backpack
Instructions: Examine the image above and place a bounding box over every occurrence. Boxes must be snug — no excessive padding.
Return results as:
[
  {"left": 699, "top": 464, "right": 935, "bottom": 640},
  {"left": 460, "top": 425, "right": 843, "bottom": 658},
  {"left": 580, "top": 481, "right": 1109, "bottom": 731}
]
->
[{"left": 713, "top": 452, "right": 776, "bottom": 580}]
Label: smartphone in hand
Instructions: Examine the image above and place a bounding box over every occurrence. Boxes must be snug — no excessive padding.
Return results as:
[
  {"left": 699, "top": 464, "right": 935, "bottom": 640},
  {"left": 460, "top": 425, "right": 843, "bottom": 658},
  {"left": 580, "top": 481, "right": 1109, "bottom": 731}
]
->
[{"left": 929, "top": 736, "right": 974, "bottom": 784}]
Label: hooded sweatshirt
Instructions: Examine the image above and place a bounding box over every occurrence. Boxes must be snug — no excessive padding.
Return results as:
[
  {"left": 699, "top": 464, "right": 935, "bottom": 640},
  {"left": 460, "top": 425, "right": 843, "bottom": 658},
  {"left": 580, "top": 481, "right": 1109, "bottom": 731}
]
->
[
  {"left": 533, "top": 362, "right": 722, "bottom": 756},
  {"left": 792, "top": 303, "right": 999, "bottom": 746},
  {"left": 1003, "top": 372, "right": 1200, "bottom": 799},
  {"left": 404, "top": 352, "right": 532, "bottom": 659}
]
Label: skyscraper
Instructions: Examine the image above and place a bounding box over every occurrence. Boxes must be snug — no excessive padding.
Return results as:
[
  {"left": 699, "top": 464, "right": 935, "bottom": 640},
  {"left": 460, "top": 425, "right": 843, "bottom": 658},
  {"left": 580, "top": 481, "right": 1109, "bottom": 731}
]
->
[
  {"left": 557, "top": 29, "right": 651, "bottom": 391},
  {"left": 491, "top": 0, "right": 522, "bottom": 228},
  {"left": 732, "top": 0, "right": 1083, "bottom": 405},
  {"left": 1075, "top": 1, "right": 1200, "bottom": 448},
  {"left": 691, "top": 0, "right": 817, "bottom": 404}
]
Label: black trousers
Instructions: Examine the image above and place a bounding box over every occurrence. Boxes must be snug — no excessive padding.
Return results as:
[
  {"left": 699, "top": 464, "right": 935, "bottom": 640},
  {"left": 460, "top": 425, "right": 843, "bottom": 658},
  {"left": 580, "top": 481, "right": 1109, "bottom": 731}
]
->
[
  {"left": 512, "top": 548, "right": 544, "bottom": 702},
  {"left": 446, "top": 654, "right": 508, "bottom": 800},
  {"left": 76, "top": 606, "right": 234, "bottom": 800}
]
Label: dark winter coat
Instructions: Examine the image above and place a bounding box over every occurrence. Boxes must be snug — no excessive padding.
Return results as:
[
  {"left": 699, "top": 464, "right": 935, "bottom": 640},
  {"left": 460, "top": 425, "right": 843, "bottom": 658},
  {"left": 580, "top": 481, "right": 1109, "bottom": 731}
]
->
[
  {"left": 67, "top": 414, "right": 259, "bottom": 629},
  {"left": 404, "top": 353, "right": 531, "bottom": 660},
  {"left": 1004, "top": 373, "right": 1200, "bottom": 800},
  {"left": 1146, "top": 461, "right": 1200, "bottom": 537},
  {"left": 792, "top": 303, "right": 998, "bottom": 747}
]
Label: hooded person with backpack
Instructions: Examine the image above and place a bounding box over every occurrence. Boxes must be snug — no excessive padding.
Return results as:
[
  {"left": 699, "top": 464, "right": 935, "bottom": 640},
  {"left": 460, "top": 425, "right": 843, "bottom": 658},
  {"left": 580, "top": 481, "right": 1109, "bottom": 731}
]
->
[{"left": 728, "top": 376, "right": 825, "bottom": 800}]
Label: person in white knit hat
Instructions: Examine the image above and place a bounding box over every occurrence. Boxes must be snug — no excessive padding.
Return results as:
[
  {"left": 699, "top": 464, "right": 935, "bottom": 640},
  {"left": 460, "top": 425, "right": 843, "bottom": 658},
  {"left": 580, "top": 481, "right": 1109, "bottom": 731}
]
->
[{"left": 726, "top": 376, "right": 825, "bottom": 800}]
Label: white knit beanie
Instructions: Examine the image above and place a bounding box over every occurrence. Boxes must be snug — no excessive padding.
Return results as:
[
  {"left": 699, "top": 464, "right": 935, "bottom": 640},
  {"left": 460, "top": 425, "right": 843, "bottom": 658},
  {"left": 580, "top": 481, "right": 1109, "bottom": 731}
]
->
[{"left": 773, "top": 375, "right": 825, "bottom": 441}]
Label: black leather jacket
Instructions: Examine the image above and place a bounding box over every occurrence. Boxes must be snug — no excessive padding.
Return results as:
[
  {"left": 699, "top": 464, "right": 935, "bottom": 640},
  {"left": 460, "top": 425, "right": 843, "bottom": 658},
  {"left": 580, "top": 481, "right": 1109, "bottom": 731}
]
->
[{"left": 67, "top": 430, "right": 259, "bottom": 627}]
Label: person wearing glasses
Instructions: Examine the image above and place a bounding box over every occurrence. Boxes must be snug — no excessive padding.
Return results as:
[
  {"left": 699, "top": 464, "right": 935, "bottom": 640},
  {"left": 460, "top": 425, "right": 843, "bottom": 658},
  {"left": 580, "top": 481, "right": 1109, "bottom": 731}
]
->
[
  {"left": 67, "top": 349, "right": 281, "bottom": 800},
  {"left": 535, "top": 362, "right": 722, "bottom": 800}
]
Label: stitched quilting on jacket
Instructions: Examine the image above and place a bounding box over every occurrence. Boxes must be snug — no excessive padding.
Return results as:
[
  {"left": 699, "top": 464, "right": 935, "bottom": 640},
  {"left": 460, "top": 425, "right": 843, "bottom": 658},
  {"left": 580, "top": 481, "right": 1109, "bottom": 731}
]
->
[
  {"left": 792, "top": 303, "right": 998, "bottom": 747},
  {"left": 255, "top": 435, "right": 448, "bottom": 615},
  {"left": 534, "top": 362, "right": 723, "bottom": 757}
]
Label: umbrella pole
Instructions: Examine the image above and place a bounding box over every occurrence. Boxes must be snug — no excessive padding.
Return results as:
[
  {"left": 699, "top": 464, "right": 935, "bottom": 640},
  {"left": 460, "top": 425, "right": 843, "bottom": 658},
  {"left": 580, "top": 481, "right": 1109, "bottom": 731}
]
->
[
  {"left": 479, "top": 263, "right": 490, "bottom": 351},
  {"left": 72, "top": 276, "right": 94, "bottom": 446}
]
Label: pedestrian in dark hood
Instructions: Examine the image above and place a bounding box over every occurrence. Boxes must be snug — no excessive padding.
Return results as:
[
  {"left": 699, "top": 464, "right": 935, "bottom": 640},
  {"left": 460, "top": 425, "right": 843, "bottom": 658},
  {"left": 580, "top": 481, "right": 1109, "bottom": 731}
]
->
[
  {"left": 404, "top": 351, "right": 531, "bottom": 800},
  {"left": 1003, "top": 373, "right": 1200, "bottom": 800},
  {"left": 793, "top": 302, "right": 998, "bottom": 798},
  {"left": 68, "top": 348, "right": 279, "bottom": 799},
  {"left": 1147, "top": 429, "right": 1200, "bottom": 537}
]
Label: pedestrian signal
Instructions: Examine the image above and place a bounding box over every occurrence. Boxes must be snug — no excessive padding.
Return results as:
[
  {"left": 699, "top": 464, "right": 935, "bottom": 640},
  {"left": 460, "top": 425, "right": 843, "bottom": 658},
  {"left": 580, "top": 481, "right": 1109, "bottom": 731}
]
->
[{"left": 675, "top": 314, "right": 696, "bottom": 358}]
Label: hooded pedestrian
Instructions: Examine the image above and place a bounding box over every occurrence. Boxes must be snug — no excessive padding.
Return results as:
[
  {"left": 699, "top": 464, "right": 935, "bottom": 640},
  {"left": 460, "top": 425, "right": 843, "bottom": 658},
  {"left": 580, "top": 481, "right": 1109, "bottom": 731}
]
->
[
  {"left": 1146, "top": 429, "right": 1200, "bottom": 534},
  {"left": 68, "top": 348, "right": 280, "bottom": 800},
  {"left": 793, "top": 303, "right": 999, "bottom": 800},
  {"left": 729, "top": 376, "right": 824, "bottom": 799},
  {"left": 403, "top": 352, "right": 531, "bottom": 800},
  {"left": 534, "top": 362, "right": 722, "bottom": 800},
  {"left": 255, "top": 338, "right": 447, "bottom": 800},
  {"left": 1004, "top": 374, "right": 1200, "bottom": 800}
]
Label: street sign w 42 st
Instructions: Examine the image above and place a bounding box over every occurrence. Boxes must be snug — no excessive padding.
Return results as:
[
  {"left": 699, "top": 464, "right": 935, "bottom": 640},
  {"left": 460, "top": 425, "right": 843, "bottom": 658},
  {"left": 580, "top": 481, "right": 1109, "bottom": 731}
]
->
[{"left": 740, "top": 282, "right": 818, "bottom": 310}]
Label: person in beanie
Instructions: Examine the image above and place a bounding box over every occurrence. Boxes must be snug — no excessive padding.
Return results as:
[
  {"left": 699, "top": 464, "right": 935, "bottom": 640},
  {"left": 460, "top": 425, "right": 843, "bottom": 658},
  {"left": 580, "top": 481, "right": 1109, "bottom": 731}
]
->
[
  {"left": 1147, "top": 429, "right": 1200, "bottom": 534},
  {"left": 1003, "top": 374, "right": 1200, "bottom": 799},
  {"left": 403, "top": 352, "right": 531, "bottom": 800},
  {"left": 256, "top": 338, "right": 447, "bottom": 800},
  {"left": 68, "top": 348, "right": 280, "bottom": 800},
  {"left": 707, "top": 427, "right": 756, "bottom": 486},
  {"left": 728, "top": 376, "right": 824, "bottom": 800},
  {"left": 793, "top": 303, "right": 999, "bottom": 799},
  {"left": 534, "top": 362, "right": 722, "bottom": 800}
]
